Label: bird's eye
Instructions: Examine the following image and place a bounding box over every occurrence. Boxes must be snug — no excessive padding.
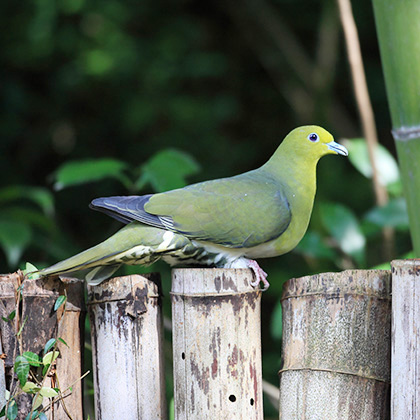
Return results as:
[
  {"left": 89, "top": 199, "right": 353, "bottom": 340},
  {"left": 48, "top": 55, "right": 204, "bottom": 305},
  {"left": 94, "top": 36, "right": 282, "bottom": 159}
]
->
[{"left": 308, "top": 133, "right": 319, "bottom": 142}]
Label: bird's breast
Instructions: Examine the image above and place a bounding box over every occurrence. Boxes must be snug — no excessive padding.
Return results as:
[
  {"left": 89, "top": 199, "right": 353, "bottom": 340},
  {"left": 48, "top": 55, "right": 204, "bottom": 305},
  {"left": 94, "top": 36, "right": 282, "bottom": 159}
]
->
[{"left": 245, "top": 180, "right": 316, "bottom": 259}]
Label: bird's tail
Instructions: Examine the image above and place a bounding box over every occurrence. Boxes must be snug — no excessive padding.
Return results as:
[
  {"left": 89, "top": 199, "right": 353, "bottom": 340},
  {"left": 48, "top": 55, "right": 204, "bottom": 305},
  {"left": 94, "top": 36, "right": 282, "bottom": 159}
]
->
[{"left": 33, "top": 223, "right": 190, "bottom": 285}]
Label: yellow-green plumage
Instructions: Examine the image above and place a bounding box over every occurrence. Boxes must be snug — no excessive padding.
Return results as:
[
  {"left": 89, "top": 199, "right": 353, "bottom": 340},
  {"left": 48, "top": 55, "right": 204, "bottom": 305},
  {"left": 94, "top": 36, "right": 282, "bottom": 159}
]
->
[{"left": 36, "top": 125, "right": 348, "bottom": 288}]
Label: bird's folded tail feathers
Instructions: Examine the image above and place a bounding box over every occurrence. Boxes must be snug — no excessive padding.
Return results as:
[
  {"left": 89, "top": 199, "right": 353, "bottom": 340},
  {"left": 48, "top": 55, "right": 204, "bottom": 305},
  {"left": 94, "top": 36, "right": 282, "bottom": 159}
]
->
[
  {"left": 43, "top": 265, "right": 121, "bottom": 286},
  {"left": 33, "top": 223, "right": 194, "bottom": 285}
]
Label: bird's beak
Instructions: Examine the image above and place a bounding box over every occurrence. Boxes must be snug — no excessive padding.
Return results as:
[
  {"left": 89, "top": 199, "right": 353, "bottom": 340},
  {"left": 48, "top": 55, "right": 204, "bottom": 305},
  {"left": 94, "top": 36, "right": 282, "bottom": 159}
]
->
[{"left": 326, "top": 140, "right": 348, "bottom": 156}]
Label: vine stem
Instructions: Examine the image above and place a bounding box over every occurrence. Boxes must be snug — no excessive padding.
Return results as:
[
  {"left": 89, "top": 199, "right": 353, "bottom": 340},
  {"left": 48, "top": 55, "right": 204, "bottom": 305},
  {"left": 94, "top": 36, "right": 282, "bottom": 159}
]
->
[
  {"left": 5, "top": 271, "right": 24, "bottom": 417},
  {"left": 40, "top": 370, "right": 91, "bottom": 420},
  {"left": 337, "top": 0, "right": 387, "bottom": 206},
  {"left": 337, "top": 0, "right": 394, "bottom": 260},
  {"left": 28, "top": 290, "right": 67, "bottom": 420}
]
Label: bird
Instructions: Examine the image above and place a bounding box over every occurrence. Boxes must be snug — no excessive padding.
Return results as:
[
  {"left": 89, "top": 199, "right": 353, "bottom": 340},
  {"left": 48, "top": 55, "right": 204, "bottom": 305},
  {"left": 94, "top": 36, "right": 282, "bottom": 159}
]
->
[{"left": 33, "top": 125, "right": 348, "bottom": 289}]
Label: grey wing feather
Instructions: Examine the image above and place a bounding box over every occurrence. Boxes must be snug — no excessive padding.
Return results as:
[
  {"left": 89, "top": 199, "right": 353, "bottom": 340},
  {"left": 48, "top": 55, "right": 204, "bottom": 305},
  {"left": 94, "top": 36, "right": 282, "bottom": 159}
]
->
[{"left": 90, "top": 195, "right": 172, "bottom": 228}]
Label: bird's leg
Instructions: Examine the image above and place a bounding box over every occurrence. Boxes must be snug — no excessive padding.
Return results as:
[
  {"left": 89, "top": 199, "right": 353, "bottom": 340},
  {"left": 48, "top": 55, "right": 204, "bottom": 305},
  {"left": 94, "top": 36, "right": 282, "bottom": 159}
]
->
[
  {"left": 247, "top": 259, "right": 269, "bottom": 291},
  {"left": 227, "top": 257, "right": 269, "bottom": 290}
]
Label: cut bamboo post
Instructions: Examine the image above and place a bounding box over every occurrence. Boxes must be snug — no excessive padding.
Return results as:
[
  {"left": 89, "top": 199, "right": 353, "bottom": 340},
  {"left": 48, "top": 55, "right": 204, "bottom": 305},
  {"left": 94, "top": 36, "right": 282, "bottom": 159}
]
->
[
  {"left": 171, "top": 268, "right": 263, "bottom": 420},
  {"left": 279, "top": 270, "right": 391, "bottom": 420},
  {"left": 88, "top": 273, "right": 166, "bottom": 420},
  {"left": 390, "top": 260, "right": 420, "bottom": 420},
  {"left": 0, "top": 272, "right": 84, "bottom": 419}
]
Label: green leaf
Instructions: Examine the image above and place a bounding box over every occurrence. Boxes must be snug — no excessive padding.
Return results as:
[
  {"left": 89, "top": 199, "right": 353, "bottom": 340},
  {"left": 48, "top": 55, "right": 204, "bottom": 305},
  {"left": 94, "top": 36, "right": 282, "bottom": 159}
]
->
[
  {"left": 136, "top": 149, "right": 200, "bottom": 192},
  {"left": 6, "top": 399, "right": 18, "bottom": 420},
  {"left": 42, "top": 350, "right": 59, "bottom": 365},
  {"left": 44, "top": 339, "right": 56, "bottom": 355},
  {"left": 0, "top": 185, "right": 54, "bottom": 216},
  {"left": 39, "top": 387, "right": 58, "bottom": 398},
  {"left": 42, "top": 365, "right": 49, "bottom": 377},
  {"left": 0, "top": 220, "right": 32, "bottom": 267},
  {"left": 270, "top": 301, "right": 283, "bottom": 341},
  {"left": 26, "top": 271, "right": 41, "bottom": 281},
  {"left": 296, "top": 231, "right": 336, "bottom": 260},
  {"left": 24, "top": 410, "right": 39, "bottom": 420},
  {"left": 14, "top": 355, "right": 30, "bottom": 386},
  {"left": 21, "top": 381, "right": 41, "bottom": 393},
  {"left": 0, "top": 405, "right": 5, "bottom": 416},
  {"left": 320, "top": 202, "right": 366, "bottom": 266},
  {"left": 0, "top": 207, "right": 55, "bottom": 234},
  {"left": 344, "top": 138, "right": 400, "bottom": 188},
  {"left": 54, "top": 295, "right": 67, "bottom": 312},
  {"left": 17, "top": 316, "right": 28, "bottom": 336},
  {"left": 25, "top": 188, "right": 55, "bottom": 217},
  {"left": 22, "top": 352, "right": 42, "bottom": 367},
  {"left": 7, "top": 310, "right": 16, "bottom": 322},
  {"left": 24, "top": 262, "right": 39, "bottom": 275},
  {"left": 365, "top": 198, "right": 409, "bottom": 230},
  {"left": 58, "top": 337, "right": 69, "bottom": 348},
  {"left": 52, "top": 158, "right": 131, "bottom": 191},
  {"left": 32, "top": 394, "right": 43, "bottom": 411}
]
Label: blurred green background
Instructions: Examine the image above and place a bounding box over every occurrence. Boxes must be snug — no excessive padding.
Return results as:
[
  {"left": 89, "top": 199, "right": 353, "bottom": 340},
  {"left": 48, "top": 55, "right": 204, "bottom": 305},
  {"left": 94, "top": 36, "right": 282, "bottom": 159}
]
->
[{"left": 0, "top": 0, "right": 411, "bottom": 418}]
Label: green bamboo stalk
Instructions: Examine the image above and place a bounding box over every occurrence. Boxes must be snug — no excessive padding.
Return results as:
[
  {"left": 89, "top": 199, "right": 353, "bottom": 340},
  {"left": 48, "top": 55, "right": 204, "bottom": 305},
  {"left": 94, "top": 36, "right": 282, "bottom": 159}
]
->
[{"left": 372, "top": 0, "right": 420, "bottom": 254}]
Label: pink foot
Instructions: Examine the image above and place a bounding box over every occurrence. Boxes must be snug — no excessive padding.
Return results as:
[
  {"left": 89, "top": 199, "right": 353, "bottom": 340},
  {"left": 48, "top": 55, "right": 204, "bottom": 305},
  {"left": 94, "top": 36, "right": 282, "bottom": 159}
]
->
[{"left": 247, "top": 260, "right": 269, "bottom": 291}]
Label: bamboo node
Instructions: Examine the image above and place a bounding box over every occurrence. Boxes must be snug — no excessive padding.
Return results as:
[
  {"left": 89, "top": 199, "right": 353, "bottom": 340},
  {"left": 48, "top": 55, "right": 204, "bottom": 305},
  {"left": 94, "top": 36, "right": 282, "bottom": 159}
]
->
[
  {"left": 392, "top": 124, "right": 420, "bottom": 141},
  {"left": 280, "top": 291, "right": 391, "bottom": 301},
  {"left": 170, "top": 290, "right": 260, "bottom": 298},
  {"left": 278, "top": 367, "right": 390, "bottom": 384}
]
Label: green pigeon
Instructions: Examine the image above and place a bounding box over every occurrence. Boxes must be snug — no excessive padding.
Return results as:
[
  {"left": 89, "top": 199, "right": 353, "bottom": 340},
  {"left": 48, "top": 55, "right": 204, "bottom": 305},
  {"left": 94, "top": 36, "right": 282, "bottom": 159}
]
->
[{"left": 35, "top": 125, "right": 348, "bottom": 289}]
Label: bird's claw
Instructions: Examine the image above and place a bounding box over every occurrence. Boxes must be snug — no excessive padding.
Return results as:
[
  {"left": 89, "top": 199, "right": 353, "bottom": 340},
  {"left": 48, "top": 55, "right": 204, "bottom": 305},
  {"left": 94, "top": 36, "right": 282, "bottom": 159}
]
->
[{"left": 247, "top": 260, "right": 270, "bottom": 291}]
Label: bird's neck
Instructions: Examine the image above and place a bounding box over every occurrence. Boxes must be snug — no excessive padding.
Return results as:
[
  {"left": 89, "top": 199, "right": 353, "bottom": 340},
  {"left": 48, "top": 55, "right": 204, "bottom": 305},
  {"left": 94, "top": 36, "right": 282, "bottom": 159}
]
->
[
  {"left": 265, "top": 145, "right": 318, "bottom": 182},
  {"left": 263, "top": 147, "right": 319, "bottom": 210}
]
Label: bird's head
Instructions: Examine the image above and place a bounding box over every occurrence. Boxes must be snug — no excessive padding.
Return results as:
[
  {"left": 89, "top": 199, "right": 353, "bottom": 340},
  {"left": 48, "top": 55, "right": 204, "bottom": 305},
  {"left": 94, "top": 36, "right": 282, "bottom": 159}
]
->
[{"left": 282, "top": 125, "right": 348, "bottom": 161}]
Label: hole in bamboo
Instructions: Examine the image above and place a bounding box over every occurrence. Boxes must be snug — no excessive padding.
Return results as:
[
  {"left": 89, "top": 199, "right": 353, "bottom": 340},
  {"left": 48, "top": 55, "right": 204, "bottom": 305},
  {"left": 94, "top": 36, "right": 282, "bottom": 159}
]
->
[
  {"left": 250, "top": 398, "right": 254, "bottom": 406},
  {"left": 181, "top": 352, "right": 185, "bottom": 360},
  {"left": 229, "top": 395, "right": 236, "bottom": 402}
]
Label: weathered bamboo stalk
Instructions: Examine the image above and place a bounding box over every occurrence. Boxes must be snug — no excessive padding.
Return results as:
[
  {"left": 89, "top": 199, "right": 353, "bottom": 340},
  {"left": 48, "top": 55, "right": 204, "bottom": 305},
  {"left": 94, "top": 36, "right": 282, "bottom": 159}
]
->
[
  {"left": 279, "top": 270, "right": 391, "bottom": 420},
  {"left": 372, "top": 0, "right": 420, "bottom": 254},
  {"left": 390, "top": 260, "right": 420, "bottom": 420},
  {"left": 0, "top": 273, "right": 84, "bottom": 419},
  {"left": 88, "top": 273, "right": 166, "bottom": 420},
  {"left": 171, "top": 268, "right": 263, "bottom": 420}
]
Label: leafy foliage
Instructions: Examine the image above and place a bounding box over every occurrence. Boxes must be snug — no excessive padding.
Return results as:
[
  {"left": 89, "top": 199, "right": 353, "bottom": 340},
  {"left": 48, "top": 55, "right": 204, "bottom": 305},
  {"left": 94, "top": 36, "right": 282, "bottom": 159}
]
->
[
  {"left": 53, "top": 295, "right": 67, "bottom": 311},
  {"left": 345, "top": 138, "right": 401, "bottom": 190},
  {"left": 1, "top": 292, "right": 86, "bottom": 419},
  {"left": 0, "top": 186, "right": 56, "bottom": 269},
  {"left": 136, "top": 149, "right": 200, "bottom": 192},
  {"left": 52, "top": 159, "right": 131, "bottom": 191}
]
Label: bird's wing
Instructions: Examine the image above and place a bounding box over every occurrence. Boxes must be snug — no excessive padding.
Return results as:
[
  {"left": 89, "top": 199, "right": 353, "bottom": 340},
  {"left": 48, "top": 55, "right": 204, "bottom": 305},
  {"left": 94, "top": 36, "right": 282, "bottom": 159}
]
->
[
  {"left": 91, "top": 170, "right": 291, "bottom": 248},
  {"left": 90, "top": 194, "right": 163, "bottom": 226}
]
